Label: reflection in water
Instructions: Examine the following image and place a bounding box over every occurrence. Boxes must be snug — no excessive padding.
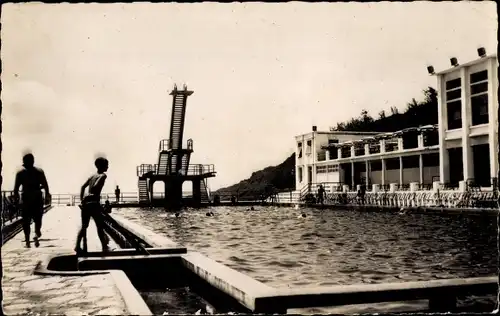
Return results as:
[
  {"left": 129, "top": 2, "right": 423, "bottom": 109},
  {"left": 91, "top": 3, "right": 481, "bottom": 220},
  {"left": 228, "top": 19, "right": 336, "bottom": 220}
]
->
[{"left": 116, "top": 206, "right": 497, "bottom": 288}]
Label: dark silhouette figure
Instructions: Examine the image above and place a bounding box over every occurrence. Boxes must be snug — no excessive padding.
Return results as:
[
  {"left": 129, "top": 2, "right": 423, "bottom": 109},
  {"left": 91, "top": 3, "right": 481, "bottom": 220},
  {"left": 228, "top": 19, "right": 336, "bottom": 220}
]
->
[
  {"left": 75, "top": 157, "right": 110, "bottom": 254},
  {"left": 14, "top": 153, "right": 50, "bottom": 248},
  {"left": 317, "top": 185, "right": 325, "bottom": 205},
  {"left": 114, "top": 185, "right": 121, "bottom": 203}
]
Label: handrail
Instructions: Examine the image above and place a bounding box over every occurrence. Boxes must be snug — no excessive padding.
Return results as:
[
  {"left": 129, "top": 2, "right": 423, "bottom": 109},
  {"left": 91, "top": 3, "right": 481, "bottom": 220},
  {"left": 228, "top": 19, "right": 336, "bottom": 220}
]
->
[
  {"left": 137, "top": 163, "right": 215, "bottom": 177},
  {"left": 158, "top": 139, "right": 170, "bottom": 152},
  {"left": 2, "top": 190, "right": 51, "bottom": 228}
]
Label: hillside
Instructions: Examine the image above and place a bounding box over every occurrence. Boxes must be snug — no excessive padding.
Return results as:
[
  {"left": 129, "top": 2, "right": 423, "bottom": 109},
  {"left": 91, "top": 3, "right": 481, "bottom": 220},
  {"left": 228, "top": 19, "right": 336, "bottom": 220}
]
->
[
  {"left": 214, "top": 153, "right": 296, "bottom": 197},
  {"left": 215, "top": 87, "right": 438, "bottom": 197}
]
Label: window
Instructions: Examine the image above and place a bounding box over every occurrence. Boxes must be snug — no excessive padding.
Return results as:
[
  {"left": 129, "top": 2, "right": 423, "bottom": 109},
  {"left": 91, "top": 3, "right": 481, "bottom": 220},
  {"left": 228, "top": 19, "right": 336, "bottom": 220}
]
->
[
  {"left": 445, "top": 78, "right": 462, "bottom": 130},
  {"left": 327, "top": 164, "right": 339, "bottom": 173},
  {"left": 329, "top": 148, "right": 338, "bottom": 160},
  {"left": 354, "top": 145, "right": 365, "bottom": 156},
  {"left": 402, "top": 133, "right": 418, "bottom": 149},
  {"left": 447, "top": 100, "right": 462, "bottom": 130},
  {"left": 298, "top": 167, "right": 303, "bottom": 182},
  {"left": 317, "top": 165, "right": 339, "bottom": 174},
  {"left": 385, "top": 140, "right": 398, "bottom": 152},
  {"left": 341, "top": 146, "right": 351, "bottom": 158},
  {"left": 297, "top": 142, "right": 302, "bottom": 158},
  {"left": 369, "top": 143, "right": 380, "bottom": 154},
  {"left": 423, "top": 130, "right": 439, "bottom": 146},
  {"left": 306, "top": 140, "right": 312, "bottom": 155},
  {"left": 316, "top": 166, "right": 327, "bottom": 174},
  {"left": 470, "top": 70, "right": 488, "bottom": 126}
]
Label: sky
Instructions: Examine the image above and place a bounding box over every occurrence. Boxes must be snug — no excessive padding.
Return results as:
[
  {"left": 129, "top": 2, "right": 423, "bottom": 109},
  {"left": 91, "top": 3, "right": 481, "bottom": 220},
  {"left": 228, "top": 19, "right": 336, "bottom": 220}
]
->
[{"left": 1, "top": 2, "right": 497, "bottom": 195}]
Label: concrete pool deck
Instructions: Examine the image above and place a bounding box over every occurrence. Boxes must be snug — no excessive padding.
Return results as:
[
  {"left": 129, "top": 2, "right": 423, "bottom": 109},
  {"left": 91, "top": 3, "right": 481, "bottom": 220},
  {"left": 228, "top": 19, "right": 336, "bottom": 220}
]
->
[{"left": 1, "top": 206, "right": 146, "bottom": 315}]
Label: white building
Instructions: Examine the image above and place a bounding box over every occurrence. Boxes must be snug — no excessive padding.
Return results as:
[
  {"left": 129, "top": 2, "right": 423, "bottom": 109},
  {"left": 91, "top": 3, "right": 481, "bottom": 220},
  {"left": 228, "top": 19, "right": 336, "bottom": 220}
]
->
[
  {"left": 295, "top": 53, "right": 498, "bottom": 193},
  {"left": 437, "top": 54, "right": 498, "bottom": 188}
]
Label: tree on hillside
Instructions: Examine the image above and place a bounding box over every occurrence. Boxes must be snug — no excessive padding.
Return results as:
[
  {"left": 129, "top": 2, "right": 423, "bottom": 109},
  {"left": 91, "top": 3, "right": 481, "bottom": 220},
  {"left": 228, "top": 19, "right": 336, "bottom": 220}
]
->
[{"left": 332, "top": 87, "right": 437, "bottom": 133}]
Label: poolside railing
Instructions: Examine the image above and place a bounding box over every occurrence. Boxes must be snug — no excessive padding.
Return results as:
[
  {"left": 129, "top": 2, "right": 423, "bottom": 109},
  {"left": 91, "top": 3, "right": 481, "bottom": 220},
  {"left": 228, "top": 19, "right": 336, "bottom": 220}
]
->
[{"left": 1, "top": 190, "right": 52, "bottom": 228}]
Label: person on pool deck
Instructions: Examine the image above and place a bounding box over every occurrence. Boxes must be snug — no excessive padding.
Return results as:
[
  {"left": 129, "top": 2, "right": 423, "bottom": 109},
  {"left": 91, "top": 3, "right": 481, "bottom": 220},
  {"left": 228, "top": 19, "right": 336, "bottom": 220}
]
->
[
  {"left": 114, "top": 185, "right": 121, "bottom": 203},
  {"left": 13, "top": 153, "right": 51, "bottom": 248},
  {"left": 75, "top": 157, "right": 110, "bottom": 254}
]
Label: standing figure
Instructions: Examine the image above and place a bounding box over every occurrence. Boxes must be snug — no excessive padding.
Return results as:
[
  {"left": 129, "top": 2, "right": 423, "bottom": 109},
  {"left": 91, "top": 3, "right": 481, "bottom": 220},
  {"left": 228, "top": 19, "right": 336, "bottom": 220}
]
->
[
  {"left": 14, "top": 153, "right": 51, "bottom": 248},
  {"left": 114, "top": 185, "right": 121, "bottom": 203},
  {"left": 317, "top": 184, "right": 325, "bottom": 205},
  {"left": 75, "top": 157, "right": 110, "bottom": 254}
]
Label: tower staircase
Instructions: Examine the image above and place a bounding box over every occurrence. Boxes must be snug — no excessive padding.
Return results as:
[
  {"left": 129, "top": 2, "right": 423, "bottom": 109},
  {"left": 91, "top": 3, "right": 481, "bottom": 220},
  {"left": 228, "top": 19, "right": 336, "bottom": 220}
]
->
[
  {"left": 138, "top": 178, "right": 150, "bottom": 204},
  {"left": 200, "top": 178, "right": 211, "bottom": 203}
]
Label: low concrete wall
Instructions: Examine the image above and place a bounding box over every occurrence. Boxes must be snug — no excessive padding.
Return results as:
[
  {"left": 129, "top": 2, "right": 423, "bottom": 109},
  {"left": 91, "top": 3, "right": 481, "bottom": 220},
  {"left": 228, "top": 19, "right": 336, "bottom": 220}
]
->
[
  {"left": 111, "top": 213, "right": 275, "bottom": 312},
  {"left": 110, "top": 211, "right": 498, "bottom": 313}
]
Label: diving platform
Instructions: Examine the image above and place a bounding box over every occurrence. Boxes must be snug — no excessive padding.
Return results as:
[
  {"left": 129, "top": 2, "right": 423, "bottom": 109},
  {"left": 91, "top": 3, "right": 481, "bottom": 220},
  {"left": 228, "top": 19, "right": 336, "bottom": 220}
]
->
[{"left": 136, "top": 85, "right": 216, "bottom": 209}]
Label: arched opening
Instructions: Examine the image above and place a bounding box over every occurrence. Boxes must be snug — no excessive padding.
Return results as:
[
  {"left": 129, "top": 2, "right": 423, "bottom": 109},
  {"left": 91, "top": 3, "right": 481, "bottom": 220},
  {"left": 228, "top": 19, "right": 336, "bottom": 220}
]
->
[
  {"left": 182, "top": 181, "right": 193, "bottom": 199},
  {"left": 152, "top": 181, "right": 164, "bottom": 200}
]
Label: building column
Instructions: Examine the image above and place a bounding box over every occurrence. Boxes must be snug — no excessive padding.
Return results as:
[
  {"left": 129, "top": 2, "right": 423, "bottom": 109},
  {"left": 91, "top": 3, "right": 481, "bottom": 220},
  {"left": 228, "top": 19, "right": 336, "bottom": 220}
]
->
[
  {"left": 419, "top": 154, "right": 424, "bottom": 184},
  {"left": 418, "top": 134, "right": 424, "bottom": 148},
  {"left": 365, "top": 160, "right": 370, "bottom": 186},
  {"left": 488, "top": 57, "right": 499, "bottom": 183},
  {"left": 351, "top": 162, "right": 355, "bottom": 189},
  {"left": 149, "top": 180, "right": 155, "bottom": 201},
  {"left": 398, "top": 137, "right": 404, "bottom": 151},
  {"left": 325, "top": 150, "right": 330, "bottom": 161},
  {"left": 364, "top": 144, "right": 370, "bottom": 156},
  {"left": 461, "top": 67, "right": 474, "bottom": 182},
  {"left": 438, "top": 74, "right": 450, "bottom": 184},
  {"left": 338, "top": 148, "right": 342, "bottom": 159},
  {"left": 380, "top": 139, "right": 386, "bottom": 153},
  {"left": 192, "top": 180, "right": 201, "bottom": 205},
  {"left": 399, "top": 156, "right": 404, "bottom": 185},
  {"left": 381, "top": 159, "right": 386, "bottom": 186}
]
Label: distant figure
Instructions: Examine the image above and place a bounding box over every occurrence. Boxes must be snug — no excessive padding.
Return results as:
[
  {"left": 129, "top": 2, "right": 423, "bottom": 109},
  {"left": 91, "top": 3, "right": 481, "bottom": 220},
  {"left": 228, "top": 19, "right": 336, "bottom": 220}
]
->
[
  {"left": 104, "top": 200, "right": 112, "bottom": 213},
  {"left": 317, "top": 185, "right": 325, "bottom": 205},
  {"left": 230, "top": 195, "right": 236, "bottom": 205},
  {"left": 357, "top": 185, "right": 366, "bottom": 205},
  {"left": 75, "top": 157, "right": 110, "bottom": 254},
  {"left": 175, "top": 212, "right": 180, "bottom": 217},
  {"left": 14, "top": 153, "right": 51, "bottom": 248},
  {"left": 115, "top": 185, "right": 121, "bottom": 203}
]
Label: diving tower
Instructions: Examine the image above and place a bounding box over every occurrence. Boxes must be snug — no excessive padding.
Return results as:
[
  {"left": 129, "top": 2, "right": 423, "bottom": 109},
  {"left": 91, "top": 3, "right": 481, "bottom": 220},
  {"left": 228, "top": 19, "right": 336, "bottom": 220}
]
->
[{"left": 136, "top": 85, "right": 216, "bottom": 209}]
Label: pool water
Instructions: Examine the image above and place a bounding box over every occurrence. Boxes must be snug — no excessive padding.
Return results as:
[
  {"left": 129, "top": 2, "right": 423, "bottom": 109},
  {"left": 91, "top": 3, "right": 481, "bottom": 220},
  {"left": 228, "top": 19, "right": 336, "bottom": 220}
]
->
[{"left": 114, "top": 206, "right": 497, "bottom": 289}]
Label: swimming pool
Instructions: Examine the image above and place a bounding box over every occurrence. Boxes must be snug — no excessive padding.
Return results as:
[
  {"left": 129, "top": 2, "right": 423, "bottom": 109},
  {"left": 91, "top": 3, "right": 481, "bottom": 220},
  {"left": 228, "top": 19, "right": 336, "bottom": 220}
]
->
[{"left": 114, "top": 206, "right": 497, "bottom": 290}]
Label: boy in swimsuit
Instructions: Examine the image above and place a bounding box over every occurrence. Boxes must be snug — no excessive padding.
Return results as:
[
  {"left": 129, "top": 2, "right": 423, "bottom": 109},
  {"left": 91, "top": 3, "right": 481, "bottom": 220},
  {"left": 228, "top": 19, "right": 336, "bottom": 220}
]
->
[{"left": 75, "top": 157, "right": 110, "bottom": 254}]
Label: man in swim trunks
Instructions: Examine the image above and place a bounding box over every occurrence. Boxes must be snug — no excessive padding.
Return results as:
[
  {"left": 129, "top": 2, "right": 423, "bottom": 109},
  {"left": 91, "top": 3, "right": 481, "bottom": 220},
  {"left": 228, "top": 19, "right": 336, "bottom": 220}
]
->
[
  {"left": 13, "top": 153, "right": 51, "bottom": 248},
  {"left": 75, "top": 157, "right": 110, "bottom": 254}
]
